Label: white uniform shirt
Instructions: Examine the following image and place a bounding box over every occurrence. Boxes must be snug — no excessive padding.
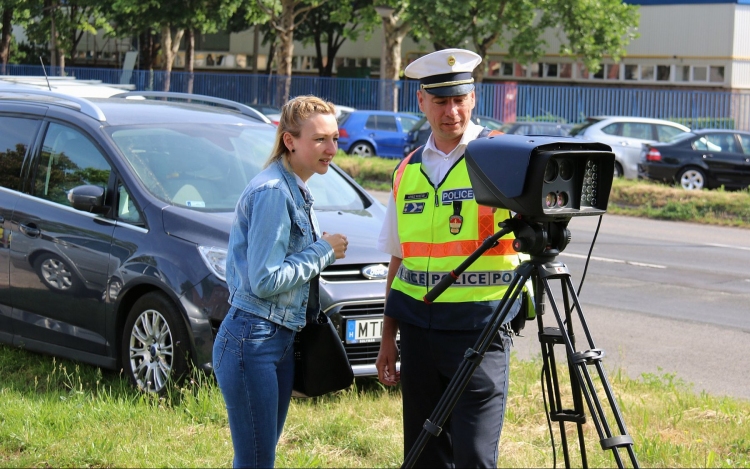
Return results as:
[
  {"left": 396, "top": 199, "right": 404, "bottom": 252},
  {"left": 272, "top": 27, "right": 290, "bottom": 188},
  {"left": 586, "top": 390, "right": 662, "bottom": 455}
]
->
[{"left": 376, "top": 121, "right": 484, "bottom": 258}]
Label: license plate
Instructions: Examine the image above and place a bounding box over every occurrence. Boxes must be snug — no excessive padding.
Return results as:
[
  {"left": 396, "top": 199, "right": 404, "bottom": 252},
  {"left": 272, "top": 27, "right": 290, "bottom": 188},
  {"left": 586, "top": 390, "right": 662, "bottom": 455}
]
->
[{"left": 345, "top": 317, "right": 386, "bottom": 344}]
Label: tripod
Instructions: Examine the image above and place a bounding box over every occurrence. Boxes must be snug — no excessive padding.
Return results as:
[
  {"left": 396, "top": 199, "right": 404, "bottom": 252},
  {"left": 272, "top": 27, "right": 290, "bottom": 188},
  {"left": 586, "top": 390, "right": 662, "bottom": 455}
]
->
[{"left": 402, "top": 217, "right": 639, "bottom": 469}]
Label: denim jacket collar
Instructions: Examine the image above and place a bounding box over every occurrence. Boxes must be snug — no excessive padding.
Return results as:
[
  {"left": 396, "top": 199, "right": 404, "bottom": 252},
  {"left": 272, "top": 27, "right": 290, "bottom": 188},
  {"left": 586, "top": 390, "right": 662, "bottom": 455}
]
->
[{"left": 275, "top": 159, "right": 315, "bottom": 208}]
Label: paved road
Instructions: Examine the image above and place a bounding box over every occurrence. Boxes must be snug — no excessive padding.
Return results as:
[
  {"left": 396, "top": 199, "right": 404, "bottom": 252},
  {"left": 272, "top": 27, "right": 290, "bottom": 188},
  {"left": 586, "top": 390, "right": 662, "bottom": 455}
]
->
[{"left": 368, "top": 190, "right": 750, "bottom": 400}]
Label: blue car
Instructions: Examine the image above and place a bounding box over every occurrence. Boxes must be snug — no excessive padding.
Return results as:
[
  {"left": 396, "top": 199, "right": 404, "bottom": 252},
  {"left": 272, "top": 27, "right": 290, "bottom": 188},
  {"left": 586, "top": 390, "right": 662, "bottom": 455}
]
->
[{"left": 338, "top": 110, "right": 420, "bottom": 158}]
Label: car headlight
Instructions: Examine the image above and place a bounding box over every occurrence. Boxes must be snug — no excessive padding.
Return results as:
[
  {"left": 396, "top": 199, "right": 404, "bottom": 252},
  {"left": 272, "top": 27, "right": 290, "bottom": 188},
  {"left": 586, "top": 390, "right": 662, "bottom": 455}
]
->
[{"left": 198, "top": 246, "right": 227, "bottom": 282}]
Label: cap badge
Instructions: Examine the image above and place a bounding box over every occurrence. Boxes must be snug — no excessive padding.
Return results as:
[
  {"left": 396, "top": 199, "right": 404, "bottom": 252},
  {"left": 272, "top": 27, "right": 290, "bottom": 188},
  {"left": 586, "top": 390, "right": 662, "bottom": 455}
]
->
[{"left": 447, "top": 55, "right": 456, "bottom": 66}]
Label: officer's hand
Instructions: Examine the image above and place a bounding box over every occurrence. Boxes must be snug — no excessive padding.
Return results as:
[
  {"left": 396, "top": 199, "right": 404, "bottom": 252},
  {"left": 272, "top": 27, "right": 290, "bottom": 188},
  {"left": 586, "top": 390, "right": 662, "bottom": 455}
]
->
[
  {"left": 322, "top": 232, "right": 348, "bottom": 259},
  {"left": 376, "top": 337, "right": 400, "bottom": 386}
]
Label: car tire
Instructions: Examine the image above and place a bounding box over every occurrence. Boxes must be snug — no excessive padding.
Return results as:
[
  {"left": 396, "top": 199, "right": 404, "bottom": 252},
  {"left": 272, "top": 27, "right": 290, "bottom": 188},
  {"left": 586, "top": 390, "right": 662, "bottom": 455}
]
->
[
  {"left": 121, "top": 291, "right": 191, "bottom": 393},
  {"left": 33, "top": 252, "right": 81, "bottom": 293},
  {"left": 677, "top": 166, "right": 706, "bottom": 190},
  {"left": 613, "top": 162, "right": 624, "bottom": 178},
  {"left": 349, "top": 141, "right": 375, "bottom": 157}
]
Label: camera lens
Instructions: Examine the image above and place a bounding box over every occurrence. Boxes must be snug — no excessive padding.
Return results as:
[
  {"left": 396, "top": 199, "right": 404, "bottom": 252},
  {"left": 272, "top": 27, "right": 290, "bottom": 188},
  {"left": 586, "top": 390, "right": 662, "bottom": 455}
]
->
[
  {"left": 557, "top": 192, "right": 568, "bottom": 207},
  {"left": 559, "top": 159, "right": 573, "bottom": 180},
  {"left": 544, "top": 160, "right": 558, "bottom": 183},
  {"left": 545, "top": 192, "right": 557, "bottom": 208}
]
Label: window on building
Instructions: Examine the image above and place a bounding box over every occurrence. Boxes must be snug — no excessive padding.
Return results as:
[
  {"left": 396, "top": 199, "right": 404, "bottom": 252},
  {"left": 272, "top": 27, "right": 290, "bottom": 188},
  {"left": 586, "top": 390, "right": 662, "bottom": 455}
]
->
[
  {"left": 641, "top": 65, "right": 655, "bottom": 81},
  {"left": 487, "top": 59, "right": 502, "bottom": 77},
  {"left": 592, "top": 66, "right": 604, "bottom": 79},
  {"left": 502, "top": 62, "right": 514, "bottom": 76},
  {"left": 624, "top": 64, "right": 638, "bottom": 80},
  {"left": 693, "top": 66, "right": 708, "bottom": 81},
  {"left": 514, "top": 63, "right": 527, "bottom": 78},
  {"left": 676, "top": 65, "right": 690, "bottom": 82},
  {"left": 577, "top": 63, "right": 589, "bottom": 79},
  {"left": 656, "top": 65, "right": 671, "bottom": 81},
  {"left": 530, "top": 63, "right": 541, "bottom": 78},
  {"left": 545, "top": 63, "right": 558, "bottom": 78},
  {"left": 709, "top": 66, "right": 725, "bottom": 83},
  {"left": 559, "top": 63, "right": 572, "bottom": 79},
  {"left": 606, "top": 64, "right": 620, "bottom": 80}
]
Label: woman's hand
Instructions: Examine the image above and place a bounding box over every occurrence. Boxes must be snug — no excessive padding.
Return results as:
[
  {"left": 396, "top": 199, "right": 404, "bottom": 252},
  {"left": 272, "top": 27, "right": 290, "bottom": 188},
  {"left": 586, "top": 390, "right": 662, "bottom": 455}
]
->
[{"left": 322, "top": 232, "right": 348, "bottom": 259}]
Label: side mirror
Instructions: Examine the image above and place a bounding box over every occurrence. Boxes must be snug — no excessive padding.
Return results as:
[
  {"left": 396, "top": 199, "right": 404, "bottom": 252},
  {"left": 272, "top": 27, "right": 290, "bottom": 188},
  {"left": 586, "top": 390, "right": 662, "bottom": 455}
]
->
[{"left": 67, "top": 185, "right": 108, "bottom": 214}]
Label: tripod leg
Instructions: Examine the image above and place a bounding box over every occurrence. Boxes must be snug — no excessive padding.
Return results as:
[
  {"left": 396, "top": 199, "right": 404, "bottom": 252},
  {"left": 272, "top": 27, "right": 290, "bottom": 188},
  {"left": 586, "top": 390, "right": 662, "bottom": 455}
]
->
[{"left": 537, "top": 261, "right": 640, "bottom": 469}]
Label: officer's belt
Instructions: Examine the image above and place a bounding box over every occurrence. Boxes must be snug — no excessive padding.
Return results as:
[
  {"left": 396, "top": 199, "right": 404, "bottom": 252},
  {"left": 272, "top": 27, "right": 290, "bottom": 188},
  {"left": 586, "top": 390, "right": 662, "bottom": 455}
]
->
[{"left": 396, "top": 264, "right": 515, "bottom": 288}]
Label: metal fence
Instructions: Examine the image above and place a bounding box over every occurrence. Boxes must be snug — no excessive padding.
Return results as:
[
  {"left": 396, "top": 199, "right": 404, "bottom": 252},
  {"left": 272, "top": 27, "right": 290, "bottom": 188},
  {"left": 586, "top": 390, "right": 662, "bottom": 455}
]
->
[{"left": 4, "top": 64, "right": 750, "bottom": 130}]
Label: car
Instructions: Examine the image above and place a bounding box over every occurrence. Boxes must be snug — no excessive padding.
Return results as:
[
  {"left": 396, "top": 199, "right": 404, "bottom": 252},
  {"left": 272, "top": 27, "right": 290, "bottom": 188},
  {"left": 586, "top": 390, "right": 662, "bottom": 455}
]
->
[
  {"left": 0, "top": 89, "right": 391, "bottom": 393},
  {"left": 0, "top": 75, "right": 134, "bottom": 97},
  {"left": 404, "top": 114, "right": 503, "bottom": 155},
  {"left": 247, "top": 103, "right": 282, "bottom": 124},
  {"left": 568, "top": 116, "right": 690, "bottom": 179},
  {"left": 499, "top": 121, "right": 572, "bottom": 136},
  {"left": 338, "top": 110, "right": 421, "bottom": 158},
  {"left": 334, "top": 104, "right": 356, "bottom": 122},
  {"left": 638, "top": 129, "right": 750, "bottom": 190}
]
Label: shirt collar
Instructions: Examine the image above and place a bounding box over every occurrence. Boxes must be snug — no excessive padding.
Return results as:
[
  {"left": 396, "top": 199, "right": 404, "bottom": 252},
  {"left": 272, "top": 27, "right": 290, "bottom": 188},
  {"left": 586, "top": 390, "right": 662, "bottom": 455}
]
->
[{"left": 424, "top": 120, "right": 483, "bottom": 161}]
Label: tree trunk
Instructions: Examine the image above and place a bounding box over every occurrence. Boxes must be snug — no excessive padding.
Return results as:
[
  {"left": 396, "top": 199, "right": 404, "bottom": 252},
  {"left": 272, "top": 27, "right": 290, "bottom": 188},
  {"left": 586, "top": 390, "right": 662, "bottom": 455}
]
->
[
  {"left": 252, "top": 25, "right": 259, "bottom": 74},
  {"left": 382, "top": 16, "right": 410, "bottom": 111},
  {"left": 473, "top": 44, "right": 488, "bottom": 83},
  {"left": 275, "top": 0, "right": 296, "bottom": 103},
  {"left": 0, "top": 8, "right": 12, "bottom": 74},
  {"left": 160, "top": 25, "right": 185, "bottom": 92},
  {"left": 186, "top": 28, "right": 195, "bottom": 94}
]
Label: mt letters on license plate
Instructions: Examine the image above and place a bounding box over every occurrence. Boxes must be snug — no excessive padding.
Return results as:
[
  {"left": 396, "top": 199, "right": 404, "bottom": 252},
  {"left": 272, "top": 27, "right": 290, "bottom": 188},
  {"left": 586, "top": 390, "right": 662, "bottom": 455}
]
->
[{"left": 346, "top": 317, "right": 390, "bottom": 344}]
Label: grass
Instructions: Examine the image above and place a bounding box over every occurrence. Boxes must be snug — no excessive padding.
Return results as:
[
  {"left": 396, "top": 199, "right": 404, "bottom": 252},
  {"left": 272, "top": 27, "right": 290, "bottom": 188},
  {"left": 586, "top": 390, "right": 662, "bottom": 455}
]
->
[
  {"left": 335, "top": 152, "right": 750, "bottom": 229},
  {"left": 1, "top": 344, "right": 749, "bottom": 468}
]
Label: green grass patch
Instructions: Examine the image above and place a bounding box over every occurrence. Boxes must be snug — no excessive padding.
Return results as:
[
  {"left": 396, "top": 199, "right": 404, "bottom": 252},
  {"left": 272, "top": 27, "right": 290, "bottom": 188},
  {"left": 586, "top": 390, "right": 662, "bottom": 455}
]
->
[{"left": 0, "top": 344, "right": 749, "bottom": 467}]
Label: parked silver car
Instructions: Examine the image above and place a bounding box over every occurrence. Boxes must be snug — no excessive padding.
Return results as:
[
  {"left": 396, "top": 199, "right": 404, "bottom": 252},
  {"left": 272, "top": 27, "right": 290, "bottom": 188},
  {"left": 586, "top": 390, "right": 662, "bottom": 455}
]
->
[{"left": 569, "top": 116, "right": 690, "bottom": 179}]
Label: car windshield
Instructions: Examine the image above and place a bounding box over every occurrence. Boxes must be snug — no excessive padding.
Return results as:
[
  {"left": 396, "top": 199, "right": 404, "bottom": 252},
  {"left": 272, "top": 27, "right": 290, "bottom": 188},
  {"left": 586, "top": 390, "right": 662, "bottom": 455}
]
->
[
  {"left": 568, "top": 118, "right": 602, "bottom": 136},
  {"left": 668, "top": 132, "right": 696, "bottom": 143},
  {"left": 107, "top": 123, "right": 366, "bottom": 212},
  {"left": 400, "top": 116, "right": 420, "bottom": 132},
  {"left": 474, "top": 116, "right": 503, "bottom": 130}
]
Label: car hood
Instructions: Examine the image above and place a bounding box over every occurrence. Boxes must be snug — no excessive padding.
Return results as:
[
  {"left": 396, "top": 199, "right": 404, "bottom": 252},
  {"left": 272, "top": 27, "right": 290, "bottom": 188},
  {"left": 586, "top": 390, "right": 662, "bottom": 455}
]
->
[{"left": 161, "top": 205, "right": 389, "bottom": 265}]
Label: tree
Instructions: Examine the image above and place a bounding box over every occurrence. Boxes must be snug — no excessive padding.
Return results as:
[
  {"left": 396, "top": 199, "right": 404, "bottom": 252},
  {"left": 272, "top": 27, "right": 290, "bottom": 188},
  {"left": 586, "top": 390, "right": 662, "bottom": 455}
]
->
[
  {"left": 23, "top": 0, "right": 111, "bottom": 74},
  {"left": 255, "top": 0, "right": 328, "bottom": 101},
  {"left": 408, "top": 0, "right": 639, "bottom": 83},
  {"left": 294, "top": 0, "right": 378, "bottom": 77},
  {"left": 0, "top": 0, "right": 32, "bottom": 73}
]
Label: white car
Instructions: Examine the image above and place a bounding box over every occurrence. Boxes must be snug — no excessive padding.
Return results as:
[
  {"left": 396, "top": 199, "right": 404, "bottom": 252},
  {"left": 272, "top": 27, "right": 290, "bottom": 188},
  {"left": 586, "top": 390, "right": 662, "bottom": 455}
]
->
[
  {"left": 569, "top": 116, "right": 690, "bottom": 179},
  {"left": 0, "top": 76, "right": 134, "bottom": 98}
]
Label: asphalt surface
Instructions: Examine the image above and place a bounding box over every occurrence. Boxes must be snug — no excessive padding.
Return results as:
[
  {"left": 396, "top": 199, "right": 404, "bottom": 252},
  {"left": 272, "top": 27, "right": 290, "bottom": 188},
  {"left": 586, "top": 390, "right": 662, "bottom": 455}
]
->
[{"left": 368, "top": 189, "right": 750, "bottom": 401}]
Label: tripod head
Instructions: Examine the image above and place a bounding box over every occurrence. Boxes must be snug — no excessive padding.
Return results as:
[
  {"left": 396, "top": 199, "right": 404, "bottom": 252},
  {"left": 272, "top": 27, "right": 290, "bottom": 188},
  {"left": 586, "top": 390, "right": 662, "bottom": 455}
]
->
[{"left": 502, "top": 217, "right": 571, "bottom": 261}]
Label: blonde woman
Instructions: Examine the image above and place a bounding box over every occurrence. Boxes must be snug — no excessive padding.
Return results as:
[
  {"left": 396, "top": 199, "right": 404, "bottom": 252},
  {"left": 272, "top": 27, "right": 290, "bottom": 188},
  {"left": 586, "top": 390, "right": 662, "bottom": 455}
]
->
[{"left": 213, "top": 95, "right": 348, "bottom": 468}]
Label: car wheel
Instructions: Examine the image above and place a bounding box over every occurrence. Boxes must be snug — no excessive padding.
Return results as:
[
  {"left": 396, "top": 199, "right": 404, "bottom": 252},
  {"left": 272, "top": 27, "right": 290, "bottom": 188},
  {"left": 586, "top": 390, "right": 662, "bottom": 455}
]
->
[
  {"left": 349, "top": 141, "right": 375, "bottom": 157},
  {"left": 33, "top": 253, "right": 81, "bottom": 293},
  {"left": 121, "top": 292, "right": 191, "bottom": 393},
  {"left": 613, "top": 162, "right": 624, "bottom": 178},
  {"left": 677, "top": 167, "right": 706, "bottom": 190}
]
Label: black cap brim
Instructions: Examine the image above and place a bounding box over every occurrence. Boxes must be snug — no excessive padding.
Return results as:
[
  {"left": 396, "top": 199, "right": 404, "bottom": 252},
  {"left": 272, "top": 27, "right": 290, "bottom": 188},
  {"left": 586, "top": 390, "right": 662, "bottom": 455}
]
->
[{"left": 423, "top": 83, "right": 475, "bottom": 97}]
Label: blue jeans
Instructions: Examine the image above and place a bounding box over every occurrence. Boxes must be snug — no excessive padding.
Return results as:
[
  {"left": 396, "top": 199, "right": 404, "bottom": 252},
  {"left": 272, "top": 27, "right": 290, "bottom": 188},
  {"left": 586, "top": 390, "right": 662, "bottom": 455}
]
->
[{"left": 213, "top": 307, "right": 297, "bottom": 468}]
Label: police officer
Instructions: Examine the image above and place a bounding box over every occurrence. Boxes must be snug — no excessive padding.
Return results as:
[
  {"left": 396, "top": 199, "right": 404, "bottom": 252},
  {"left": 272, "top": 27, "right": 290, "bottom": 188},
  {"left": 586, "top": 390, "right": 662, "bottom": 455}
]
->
[{"left": 375, "top": 48, "right": 522, "bottom": 468}]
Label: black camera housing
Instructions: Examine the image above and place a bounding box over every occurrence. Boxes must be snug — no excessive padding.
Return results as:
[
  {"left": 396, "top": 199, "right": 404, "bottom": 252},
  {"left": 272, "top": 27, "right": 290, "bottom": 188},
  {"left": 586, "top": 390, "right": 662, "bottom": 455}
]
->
[{"left": 465, "top": 135, "right": 615, "bottom": 222}]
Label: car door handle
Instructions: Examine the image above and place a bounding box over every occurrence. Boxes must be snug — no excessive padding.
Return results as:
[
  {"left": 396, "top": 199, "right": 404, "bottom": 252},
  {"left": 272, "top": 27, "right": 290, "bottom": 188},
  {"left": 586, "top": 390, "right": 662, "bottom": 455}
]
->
[
  {"left": 702, "top": 154, "right": 712, "bottom": 158},
  {"left": 618, "top": 141, "right": 629, "bottom": 146},
  {"left": 19, "top": 223, "right": 41, "bottom": 238}
]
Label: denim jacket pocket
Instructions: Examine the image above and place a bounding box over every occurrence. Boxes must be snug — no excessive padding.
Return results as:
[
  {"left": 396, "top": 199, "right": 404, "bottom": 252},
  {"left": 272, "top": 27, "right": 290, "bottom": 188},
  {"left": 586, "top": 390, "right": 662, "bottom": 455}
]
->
[{"left": 288, "top": 214, "right": 311, "bottom": 253}]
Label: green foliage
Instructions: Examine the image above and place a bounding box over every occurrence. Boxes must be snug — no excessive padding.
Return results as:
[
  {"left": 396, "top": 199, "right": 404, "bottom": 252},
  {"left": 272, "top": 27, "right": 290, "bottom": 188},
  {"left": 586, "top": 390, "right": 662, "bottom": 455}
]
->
[
  {"left": 407, "top": 0, "right": 640, "bottom": 78},
  {"left": 670, "top": 117, "right": 736, "bottom": 130}
]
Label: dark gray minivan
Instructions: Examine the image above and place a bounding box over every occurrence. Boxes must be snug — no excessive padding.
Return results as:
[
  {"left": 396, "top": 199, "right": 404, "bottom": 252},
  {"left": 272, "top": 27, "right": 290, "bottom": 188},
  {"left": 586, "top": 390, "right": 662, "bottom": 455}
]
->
[{"left": 0, "top": 90, "right": 390, "bottom": 393}]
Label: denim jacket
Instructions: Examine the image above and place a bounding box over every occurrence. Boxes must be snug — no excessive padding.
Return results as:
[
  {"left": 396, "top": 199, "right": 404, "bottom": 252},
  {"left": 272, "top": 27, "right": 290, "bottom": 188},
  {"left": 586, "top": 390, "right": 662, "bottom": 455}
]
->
[{"left": 226, "top": 159, "right": 335, "bottom": 331}]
